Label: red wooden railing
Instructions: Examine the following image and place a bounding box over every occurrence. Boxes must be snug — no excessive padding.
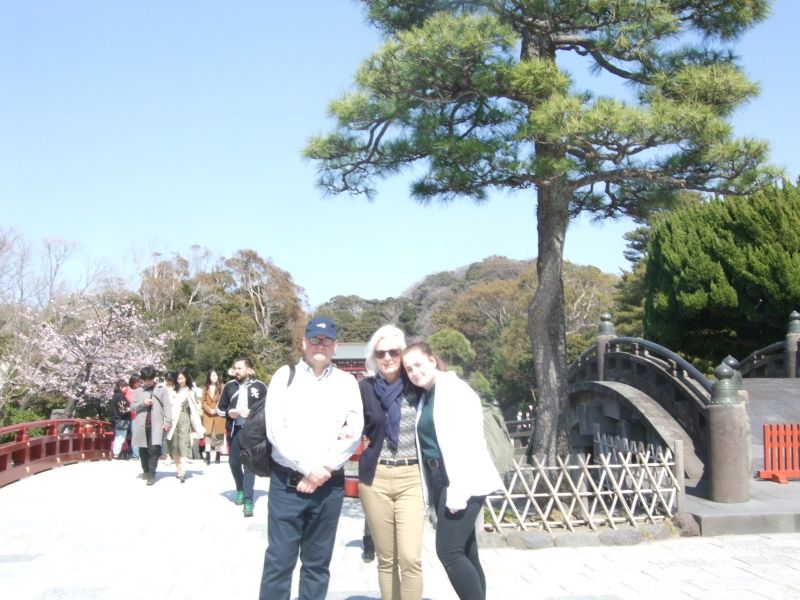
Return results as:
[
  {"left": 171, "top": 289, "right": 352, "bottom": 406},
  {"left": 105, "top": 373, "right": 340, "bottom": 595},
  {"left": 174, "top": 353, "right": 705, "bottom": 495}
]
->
[
  {"left": 0, "top": 419, "right": 113, "bottom": 488},
  {"left": 758, "top": 423, "right": 800, "bottom": 484}
]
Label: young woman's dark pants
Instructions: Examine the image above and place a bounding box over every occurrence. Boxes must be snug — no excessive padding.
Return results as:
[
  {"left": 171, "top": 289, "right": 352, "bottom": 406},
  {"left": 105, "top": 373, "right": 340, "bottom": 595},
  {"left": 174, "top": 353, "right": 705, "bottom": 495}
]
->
[{"left": 427, "top": 464, "right": 487, "bottom": 600}]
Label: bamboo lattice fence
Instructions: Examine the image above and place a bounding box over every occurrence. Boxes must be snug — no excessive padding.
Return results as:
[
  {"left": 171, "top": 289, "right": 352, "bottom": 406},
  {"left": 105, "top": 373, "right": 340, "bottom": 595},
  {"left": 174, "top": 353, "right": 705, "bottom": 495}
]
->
[{"left": 484, "top": 437, "right": 682, "bottom": 533}]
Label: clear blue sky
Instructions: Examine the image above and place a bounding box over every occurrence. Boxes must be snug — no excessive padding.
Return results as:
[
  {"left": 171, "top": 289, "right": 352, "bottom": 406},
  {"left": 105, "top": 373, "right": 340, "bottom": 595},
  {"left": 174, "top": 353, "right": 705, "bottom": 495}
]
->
[{"left": 2, "top": 1, "right": 798, "bottom": 308}]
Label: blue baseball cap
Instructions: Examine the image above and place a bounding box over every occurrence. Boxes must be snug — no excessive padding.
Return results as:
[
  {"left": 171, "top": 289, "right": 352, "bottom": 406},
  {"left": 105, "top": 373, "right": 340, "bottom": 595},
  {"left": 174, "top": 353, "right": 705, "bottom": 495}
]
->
[{"left": 305, "top": 317, "right": 338, "bottom": 340}]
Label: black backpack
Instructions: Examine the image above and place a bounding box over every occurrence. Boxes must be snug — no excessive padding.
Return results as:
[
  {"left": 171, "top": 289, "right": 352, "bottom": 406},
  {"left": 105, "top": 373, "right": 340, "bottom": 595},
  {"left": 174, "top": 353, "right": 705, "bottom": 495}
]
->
[{"left": 239, "top": 365, "right": 295, "bottom": 477}]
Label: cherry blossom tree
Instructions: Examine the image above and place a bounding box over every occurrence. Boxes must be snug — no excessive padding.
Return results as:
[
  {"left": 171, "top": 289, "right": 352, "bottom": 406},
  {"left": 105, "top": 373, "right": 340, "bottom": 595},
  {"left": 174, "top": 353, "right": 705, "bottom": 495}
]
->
[{"left": 17, "top": 297, "right": 171, "bottom": 417}]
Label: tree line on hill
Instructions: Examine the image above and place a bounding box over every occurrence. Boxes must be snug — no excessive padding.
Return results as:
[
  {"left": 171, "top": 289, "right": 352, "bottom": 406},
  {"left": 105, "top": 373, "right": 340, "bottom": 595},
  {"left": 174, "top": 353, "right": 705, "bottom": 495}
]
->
[{"left": 0, "top": 181, "right": 798, "bottom": 425}]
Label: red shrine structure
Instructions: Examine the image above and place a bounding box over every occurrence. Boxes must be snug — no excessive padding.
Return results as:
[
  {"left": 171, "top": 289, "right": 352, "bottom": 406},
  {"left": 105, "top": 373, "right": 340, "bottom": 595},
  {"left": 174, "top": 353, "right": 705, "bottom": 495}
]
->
[{"left": 332, "top": 342, "right": 368, "bottom": 380}]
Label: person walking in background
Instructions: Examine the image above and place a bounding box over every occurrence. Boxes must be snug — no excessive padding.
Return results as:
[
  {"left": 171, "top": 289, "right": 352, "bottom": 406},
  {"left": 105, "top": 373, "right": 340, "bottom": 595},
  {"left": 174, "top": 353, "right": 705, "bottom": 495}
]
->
[
  {"left": 201, "top": 369, "right": 226, "bottom": 465},
  {"left": 216, "top": 357, "right": 267, "bottom": 517},
  {"left": 126, "top": 374, "right": 141, "bottom": 460},
  {"left": 259, "top": 317, "right": 363, "bottom": 600},
  {"left": 166, "top": 368, "right": 205, "bottom": 482},
  {"left": 131, "top": 366, "right": 172, "bottom": 486},
  {"left": 358, "top": 325, "right": 424, "bottom": 600},
  {"left": 110, "top": 379, "right": 132, "bottom": 459},
  {"left": 190, "top": 383, "right": 205, "bottom": 461},
  {"left": 402, "top": 342, "right": 502, "bottom": 600},
  {"left": 161, "top": 371, "right": 178, "bottom": 462},
  {"left": 361, "top": 521, "right": 375, "bottom": 563},
  {"left": 164, "top": 371, "right": 177, "bottom": 395}
]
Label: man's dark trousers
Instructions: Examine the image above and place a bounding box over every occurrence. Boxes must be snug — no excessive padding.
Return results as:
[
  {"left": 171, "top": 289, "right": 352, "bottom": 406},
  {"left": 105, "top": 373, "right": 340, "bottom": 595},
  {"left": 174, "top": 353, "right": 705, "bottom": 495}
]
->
[
  {"left": 138, "top": 426, "right": 160, "bottom": 477},
  {"left": 229, "top": 427, "right": 255, "bottom": 500},
  {"left": 258, "top": 468, "right": 345, "bottom": 600}
]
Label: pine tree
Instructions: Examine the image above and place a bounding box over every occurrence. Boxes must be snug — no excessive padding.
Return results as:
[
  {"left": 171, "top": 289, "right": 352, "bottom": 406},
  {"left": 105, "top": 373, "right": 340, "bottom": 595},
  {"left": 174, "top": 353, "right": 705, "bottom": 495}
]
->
[{"left": 305, "top": 0, "right": 777, "bottom": 459}]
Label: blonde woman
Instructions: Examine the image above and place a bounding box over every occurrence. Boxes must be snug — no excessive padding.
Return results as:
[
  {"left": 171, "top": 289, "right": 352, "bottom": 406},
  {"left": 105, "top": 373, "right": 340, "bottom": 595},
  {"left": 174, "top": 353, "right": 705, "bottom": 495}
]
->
[{"left": 358, "top": 325, "right": 424, "bottom": 600}]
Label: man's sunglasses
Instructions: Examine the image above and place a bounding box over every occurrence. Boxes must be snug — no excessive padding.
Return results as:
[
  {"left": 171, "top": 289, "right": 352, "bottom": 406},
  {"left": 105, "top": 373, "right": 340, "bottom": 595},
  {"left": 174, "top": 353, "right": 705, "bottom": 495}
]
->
[{"left": 308, "top": 336, "right": 334, "bottom": 347}]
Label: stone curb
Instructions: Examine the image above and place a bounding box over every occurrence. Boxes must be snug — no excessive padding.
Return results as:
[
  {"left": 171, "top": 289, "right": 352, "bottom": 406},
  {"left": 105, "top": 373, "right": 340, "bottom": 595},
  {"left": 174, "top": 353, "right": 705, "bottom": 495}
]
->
[{"left": 478, "top": 521, "right": 675, "bottom": 550}]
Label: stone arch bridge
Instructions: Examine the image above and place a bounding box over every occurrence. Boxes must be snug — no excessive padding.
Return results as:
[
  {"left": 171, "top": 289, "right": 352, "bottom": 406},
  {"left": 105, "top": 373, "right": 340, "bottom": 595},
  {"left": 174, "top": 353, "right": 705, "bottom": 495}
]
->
[{"left": 566, "top": 311, "right": 800, "bottom": 502}]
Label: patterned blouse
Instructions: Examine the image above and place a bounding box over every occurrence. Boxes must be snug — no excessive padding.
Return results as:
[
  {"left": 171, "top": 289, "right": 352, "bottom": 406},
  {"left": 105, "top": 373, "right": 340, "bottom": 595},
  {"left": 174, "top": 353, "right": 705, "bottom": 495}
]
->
[{"left": 378, "top": 390, "right": 418, "bottom": 460}]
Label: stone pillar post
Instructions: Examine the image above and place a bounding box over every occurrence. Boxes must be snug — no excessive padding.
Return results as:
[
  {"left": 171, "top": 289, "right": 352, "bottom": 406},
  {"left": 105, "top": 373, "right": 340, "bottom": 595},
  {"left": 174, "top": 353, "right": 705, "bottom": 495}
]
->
[
  {"left": 723, "top": 355, "right": 748, "bottom": 404},
  {"left": 596, "top": 313, "right": 616, "bottom": 382},
  {"left": 707, "top": 361, "right": 751, "bottom": 503},
  {"left": 786, "top": 311, "right": 800, "bottom": 378}
]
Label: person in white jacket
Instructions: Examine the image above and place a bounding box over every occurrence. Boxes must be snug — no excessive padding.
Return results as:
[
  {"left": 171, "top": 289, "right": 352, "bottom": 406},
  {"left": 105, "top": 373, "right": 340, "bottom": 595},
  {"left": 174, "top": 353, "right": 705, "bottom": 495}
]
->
[
  {"left": 166, "top": 367, "right": 205, "bottom": 482},
  {"left": 402, "top": 342, "right": 502, "bottom": 600}
]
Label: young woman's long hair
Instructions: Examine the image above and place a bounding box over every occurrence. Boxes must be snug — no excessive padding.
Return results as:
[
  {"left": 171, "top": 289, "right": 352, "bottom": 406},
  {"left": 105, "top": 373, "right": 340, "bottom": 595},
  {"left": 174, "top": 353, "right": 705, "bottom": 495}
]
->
[
  {"left": 204, "top": 369, "right": 218, "bottom": 387},
  {"left": 175, "top": 367, "right": 194, "bottom": 390}
]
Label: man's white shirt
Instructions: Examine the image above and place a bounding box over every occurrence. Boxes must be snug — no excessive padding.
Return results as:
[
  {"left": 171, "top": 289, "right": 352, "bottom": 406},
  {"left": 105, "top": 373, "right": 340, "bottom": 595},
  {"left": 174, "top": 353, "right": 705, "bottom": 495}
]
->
[{"left": 265, "top": 360, "right": 363, "bottom": 476}]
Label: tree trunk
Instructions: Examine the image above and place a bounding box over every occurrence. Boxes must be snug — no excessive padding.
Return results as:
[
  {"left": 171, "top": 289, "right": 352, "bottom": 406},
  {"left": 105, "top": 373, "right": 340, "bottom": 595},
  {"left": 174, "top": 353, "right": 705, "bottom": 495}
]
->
[
  {"left": 64, "top": 362, "right": 93, "bottom": 419},
  {"left": 521, "top": 29, "right": 570, "bottom": 464},
  {"left": 63, "top": 396, "right": 79, "bottom": 419},
  {"left": 526, "top": 177, "right": 570, "bottom": 463}
]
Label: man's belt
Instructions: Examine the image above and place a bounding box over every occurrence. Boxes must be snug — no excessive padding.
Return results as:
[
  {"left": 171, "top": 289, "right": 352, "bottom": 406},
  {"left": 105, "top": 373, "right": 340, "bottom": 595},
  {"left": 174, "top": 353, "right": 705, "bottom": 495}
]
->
[{"left": 271, "top": 462, "right": 344, "bottom": 479}]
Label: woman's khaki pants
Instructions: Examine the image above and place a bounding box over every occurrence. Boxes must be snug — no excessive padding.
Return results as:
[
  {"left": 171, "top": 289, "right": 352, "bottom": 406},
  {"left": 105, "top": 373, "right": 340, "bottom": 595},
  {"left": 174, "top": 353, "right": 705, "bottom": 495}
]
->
[{"left": 359, "top": 464, "right": 425, "bottom": 600}]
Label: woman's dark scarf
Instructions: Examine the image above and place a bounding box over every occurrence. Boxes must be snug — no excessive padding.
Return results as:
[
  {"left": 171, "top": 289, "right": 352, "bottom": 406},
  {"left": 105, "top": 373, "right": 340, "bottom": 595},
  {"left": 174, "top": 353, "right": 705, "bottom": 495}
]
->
[{"left": 375, "top": 374, "right": 405, "bottom": 450}]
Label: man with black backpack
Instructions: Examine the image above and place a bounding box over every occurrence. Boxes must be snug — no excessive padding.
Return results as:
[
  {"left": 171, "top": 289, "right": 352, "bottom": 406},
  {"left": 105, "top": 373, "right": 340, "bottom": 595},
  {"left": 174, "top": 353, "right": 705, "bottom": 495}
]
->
[
  {"left": 216, "top": 356, "right": 267, "bottom": 518},
  {"left": 258, "top": 317, "right": 362, "bottom": 600}
]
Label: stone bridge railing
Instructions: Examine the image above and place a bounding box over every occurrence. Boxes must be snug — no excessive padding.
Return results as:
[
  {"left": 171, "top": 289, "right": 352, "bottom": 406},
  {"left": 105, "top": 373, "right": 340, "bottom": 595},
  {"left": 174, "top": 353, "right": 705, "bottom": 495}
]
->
[
  {"left": 568, "top": 313, "right": 751, "bottom": 503},
  {"left": 569, "top": 325, "right": 713, "bottom": 446},
  {"left": 739, "top": 311, "right": 800, "bottom": 378}
]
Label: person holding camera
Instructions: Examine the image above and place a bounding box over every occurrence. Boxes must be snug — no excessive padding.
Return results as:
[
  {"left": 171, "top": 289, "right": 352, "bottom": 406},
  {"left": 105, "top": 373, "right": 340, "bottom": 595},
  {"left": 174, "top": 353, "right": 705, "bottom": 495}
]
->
[
  {"left": 110, "top": 379, "right": 132, "bottom": 459},
  {"left": 216, "top": 356, "right": 267, "bottom": 517}
]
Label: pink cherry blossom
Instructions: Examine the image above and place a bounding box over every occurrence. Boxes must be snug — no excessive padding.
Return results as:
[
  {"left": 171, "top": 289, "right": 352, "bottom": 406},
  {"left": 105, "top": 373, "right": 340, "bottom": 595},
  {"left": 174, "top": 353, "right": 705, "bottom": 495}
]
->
[{"left": 17, "top": 298, "right": 172, "bottom": 416}]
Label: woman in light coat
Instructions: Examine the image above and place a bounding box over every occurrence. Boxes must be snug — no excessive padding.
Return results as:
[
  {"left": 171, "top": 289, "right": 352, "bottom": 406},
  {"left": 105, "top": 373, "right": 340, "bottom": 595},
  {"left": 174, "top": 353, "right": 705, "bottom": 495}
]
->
[
  {"left": 402, "top": 342, "right": 502, "bottom": 600},
  {"left": 166, "top": 368, "right": 205, "bottom": 482}
]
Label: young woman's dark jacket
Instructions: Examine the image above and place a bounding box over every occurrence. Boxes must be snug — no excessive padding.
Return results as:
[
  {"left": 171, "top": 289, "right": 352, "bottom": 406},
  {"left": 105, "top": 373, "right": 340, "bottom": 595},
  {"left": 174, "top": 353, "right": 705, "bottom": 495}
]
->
[
  {"left": 358, "top": 374, "right": 420, "bottom": 486},
  {"left": 110, "top": 389, "right": 131, "bottom": 427}
]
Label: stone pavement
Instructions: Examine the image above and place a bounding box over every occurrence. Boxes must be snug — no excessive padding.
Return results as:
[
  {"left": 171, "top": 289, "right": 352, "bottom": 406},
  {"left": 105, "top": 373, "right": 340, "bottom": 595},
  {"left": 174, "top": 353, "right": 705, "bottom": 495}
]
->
[
  {"left": 1, "top": 459, "right": 799, "bottom": 600},
  {"left": 685, "top": 478, "right": 800, "bottom": 536}
]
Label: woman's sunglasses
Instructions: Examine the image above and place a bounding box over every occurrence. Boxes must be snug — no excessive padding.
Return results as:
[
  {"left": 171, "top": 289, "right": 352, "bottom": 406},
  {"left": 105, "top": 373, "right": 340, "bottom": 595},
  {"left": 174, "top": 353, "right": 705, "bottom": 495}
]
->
[{"left": 374, "top": 349, "right": 401, "bottom": 359}]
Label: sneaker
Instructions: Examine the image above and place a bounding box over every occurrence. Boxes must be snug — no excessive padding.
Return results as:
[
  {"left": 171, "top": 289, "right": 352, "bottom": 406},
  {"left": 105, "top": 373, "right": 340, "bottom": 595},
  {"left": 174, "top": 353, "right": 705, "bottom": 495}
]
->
[
  {"left": 234, "top": 490, "right": 245, "bottom": 505},
  {"left": 243, "top": 499, "right": 254, "bottom": 517},
  {"left": 146, "top": 474, "right": 156, "bottom": 486}
]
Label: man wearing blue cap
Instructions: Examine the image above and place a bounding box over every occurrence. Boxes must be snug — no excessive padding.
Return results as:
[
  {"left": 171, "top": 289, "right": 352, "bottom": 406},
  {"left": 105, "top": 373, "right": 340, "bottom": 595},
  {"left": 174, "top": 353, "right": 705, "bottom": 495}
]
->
[{"left": 259, "top": 317, "right": 363, "bottom": 600}]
